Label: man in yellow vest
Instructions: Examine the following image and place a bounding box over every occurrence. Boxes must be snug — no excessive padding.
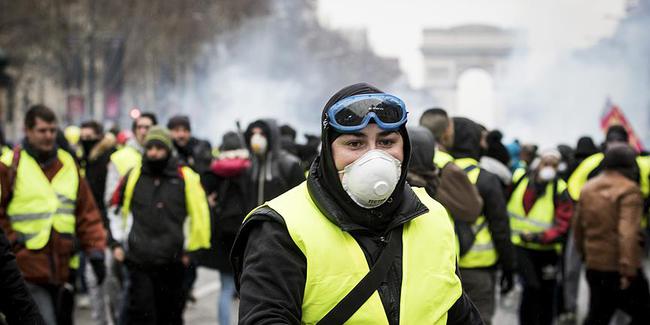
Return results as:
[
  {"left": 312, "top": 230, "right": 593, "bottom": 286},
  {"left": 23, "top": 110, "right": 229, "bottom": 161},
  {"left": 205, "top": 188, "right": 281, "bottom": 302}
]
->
[
  {"left": 419, "top": 107, "right": 455, "bottom": 169},
  {"left": 449, "top": 117, "right": 517, "bottom": 325},
  {"left": 111, "top": 126, "right": 210, "bottom": 324},
  {"left": 231, "top": 83, "right": 482, "bottom": 324},
  {"left": 507, "top": 149, "right": 574, "bottom": 325},
  {"left": 0, "top": 105, "right": 107, "bottom": 325}
]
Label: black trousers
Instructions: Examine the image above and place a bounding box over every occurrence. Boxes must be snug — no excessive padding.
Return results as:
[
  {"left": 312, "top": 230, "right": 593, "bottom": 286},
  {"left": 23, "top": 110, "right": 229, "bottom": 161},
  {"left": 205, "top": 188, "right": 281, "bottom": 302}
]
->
[
  {"left": 126, "top": 262, "right": 186, "bottom": 325},
  {"left": 585, "top": 269, "right": 650, "bottom": 325},
  {"left": 516, "top": 247, "right": 559, "bottom": 325}
]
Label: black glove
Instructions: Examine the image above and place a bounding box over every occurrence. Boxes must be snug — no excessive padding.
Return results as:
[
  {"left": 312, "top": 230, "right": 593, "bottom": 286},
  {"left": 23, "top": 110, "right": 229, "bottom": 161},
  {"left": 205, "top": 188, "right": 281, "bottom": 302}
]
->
[
  {"left": 89, "top": 256, "right": 107, "bottom": 285},
  {"left": 519, "top": 232, "right": 542, "bottom": 243},
  {"left": 500, "top": 269, "right": 515, "bottom": 295}
]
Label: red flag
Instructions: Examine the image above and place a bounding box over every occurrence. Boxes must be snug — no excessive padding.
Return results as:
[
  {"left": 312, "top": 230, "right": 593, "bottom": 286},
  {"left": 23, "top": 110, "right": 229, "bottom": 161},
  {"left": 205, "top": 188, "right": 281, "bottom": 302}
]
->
[{"left": 600, "top": 99, "right": 645, "bottom": 152}]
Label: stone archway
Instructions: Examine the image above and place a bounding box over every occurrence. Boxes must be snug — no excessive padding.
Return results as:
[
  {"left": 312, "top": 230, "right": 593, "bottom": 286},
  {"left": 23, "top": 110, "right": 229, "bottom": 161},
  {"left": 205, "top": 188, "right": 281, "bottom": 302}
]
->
[{"left": 420, "top": 25, "right": 516, "bottom": 123}]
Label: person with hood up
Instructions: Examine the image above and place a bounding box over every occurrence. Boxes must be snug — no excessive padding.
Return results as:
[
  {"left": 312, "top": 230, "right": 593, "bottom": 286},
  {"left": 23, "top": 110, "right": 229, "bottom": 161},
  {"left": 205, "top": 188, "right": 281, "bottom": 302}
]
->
[
  {"left": 449, "top": 117, "right": 517, "bottom": 325},
  {"left": 406, "top": 126, "right": 483, "bottom": 227},
  {"left": 573, "top": 144, "right": 650, "bottom": 325},
  {"left": 243, "top": 119, "right": 305, "bottom": 211},
  {"left": 479, "top": 130, "right": 512, "bottom": 191},
  {"left": 111, "top": 126, "right": 210, "bottom": 325},
  {"left": 200, "top": 131, "right": 251, "bottom": 325},
  {"left": 231, "top": 83, "right": 482, "bottom": 324},
  {"left": 507, "top": 149, "right": 574, "bottom": 325}
]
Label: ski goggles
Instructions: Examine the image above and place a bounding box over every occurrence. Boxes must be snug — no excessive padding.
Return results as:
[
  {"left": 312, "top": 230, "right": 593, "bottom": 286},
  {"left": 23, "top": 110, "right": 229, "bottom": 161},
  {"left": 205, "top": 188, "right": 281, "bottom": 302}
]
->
[{"left": 326, "top": 94, "right": 408, "bottom": 133}]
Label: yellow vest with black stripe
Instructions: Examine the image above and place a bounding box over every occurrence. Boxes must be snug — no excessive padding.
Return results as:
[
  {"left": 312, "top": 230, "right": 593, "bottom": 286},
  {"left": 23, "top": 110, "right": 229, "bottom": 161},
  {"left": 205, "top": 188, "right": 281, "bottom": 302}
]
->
[
  {"left": 434, "top": 149, "right": 455, "bottom": 169},
  {"left": 257, "top": 182, "right": 462, "bottom": 324},
  {"left": 568, "top": 153, "right": 650, "bottom": 200},
  {"left": 121, "top": 164, "right": 211, "bottom": 251},
  {"left": 453, "top": 158, "right": 499, "bottom": 268},
  {"left": 0, "top": 149, "right": 78, "bottom": 250},
  {"left": 507, "top": 169, "right": 565, "bottom": 251},
  {"left": 110, "top": 145, "right": 142, "bottom": 176}
]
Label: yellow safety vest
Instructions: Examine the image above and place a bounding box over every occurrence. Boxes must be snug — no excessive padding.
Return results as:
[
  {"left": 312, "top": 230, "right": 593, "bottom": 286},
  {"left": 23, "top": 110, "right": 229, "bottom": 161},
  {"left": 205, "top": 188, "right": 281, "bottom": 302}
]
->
[
  {"left": 255, "top": 182, "right": 462, "bottom": 324},
  {"left": 568, "top": 153, "right": 650, "bottom": 200},
  {"left": 121, "top": 165, "right": 211, "bottom": 251},
  {"left": 507, "top": 169, "right": 566, "bottom": 251},
  {"left": 110, "top": 145, "right": 142, "bottom": 176},
  {"left": 434, "top": 149, "right": 455, "bottom": 169},
  {"left": 0, "top": 149, "right": 78, "bottom": 250},
  {"left": 453, "top": 158, "right": 499, "bottom": 268}
]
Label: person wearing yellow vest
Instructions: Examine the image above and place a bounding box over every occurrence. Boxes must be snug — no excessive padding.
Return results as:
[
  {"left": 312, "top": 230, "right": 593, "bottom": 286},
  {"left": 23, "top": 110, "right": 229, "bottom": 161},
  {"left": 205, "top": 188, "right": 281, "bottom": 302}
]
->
[
  {"left": 507, "top": 149, "right": 574, "bottom": 325},
  {"left": 111, "top": 126, "right": 210, "bottom": 325},
  {"left": 0, "top": 105, "right": 107, "bottom": 325},
  {"left": 449, "top": 117, "right": 517, "bottom": 325},
  {"left": 231, "top": 84, "right": 482, "bottom": 324},
  {"left": 419, "top": 107, "right": 456, "bottom": 170}
]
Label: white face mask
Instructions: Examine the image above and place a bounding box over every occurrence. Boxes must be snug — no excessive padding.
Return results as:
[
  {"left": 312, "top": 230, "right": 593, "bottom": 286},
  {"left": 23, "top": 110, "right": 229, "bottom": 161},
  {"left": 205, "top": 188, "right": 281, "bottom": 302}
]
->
[
  {"left": 250, "top": 133, "right": 268, "bottom": 155},
  {"left": 339, "top": 149, "right": 402, "bottom": 209},
  {"left": 538, "top": 166, "right": 557, "bottom": 182}
]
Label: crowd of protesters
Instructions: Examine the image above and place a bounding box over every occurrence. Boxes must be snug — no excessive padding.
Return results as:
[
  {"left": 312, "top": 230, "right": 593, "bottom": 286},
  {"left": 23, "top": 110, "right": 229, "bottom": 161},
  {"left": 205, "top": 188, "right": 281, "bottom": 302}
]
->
[{"left": 0, "top": 83, "right": 649, "bottom": 325}]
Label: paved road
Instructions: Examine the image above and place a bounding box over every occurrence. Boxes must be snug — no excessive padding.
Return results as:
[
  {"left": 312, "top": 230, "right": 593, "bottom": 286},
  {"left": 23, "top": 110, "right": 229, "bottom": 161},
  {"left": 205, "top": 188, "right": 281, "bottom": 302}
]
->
[{"left": 74, "top": 264, "right": 649, "bottom": 324}]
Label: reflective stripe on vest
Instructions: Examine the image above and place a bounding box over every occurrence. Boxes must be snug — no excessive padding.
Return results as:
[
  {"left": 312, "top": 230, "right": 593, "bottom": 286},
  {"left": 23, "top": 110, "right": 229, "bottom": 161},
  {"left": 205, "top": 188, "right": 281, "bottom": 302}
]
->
[
  {"left": 434, "top": 149, "right": 454, "bottom": 169},
  {"left": 257, "top": 182, "right": 462, "bottom": 324},
  {"left": 121, "top": 165, "right": 211, "bottom": 251},
  {"left": 453, "top": 158, "right": 499, "bottom": 268},
  {"left": 0, "top": 149, "right": 79, "bottom": 250},
  {"left": 507, "top": 175, "right": 566, "bottom": 251},
  {"left": 110, "top": 146, "right": 142, "bottom": 176}
]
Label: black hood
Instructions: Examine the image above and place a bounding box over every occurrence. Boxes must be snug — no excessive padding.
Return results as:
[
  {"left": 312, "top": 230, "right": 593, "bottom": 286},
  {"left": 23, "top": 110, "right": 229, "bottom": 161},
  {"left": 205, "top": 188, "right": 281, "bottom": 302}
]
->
[
  {"left": 309, "top": 82, "right": 413, "bottom": 234},
  {"left": 450, "top": 117, "right": 482, "bottom": 160},
  {"left": 244, "top": 118, "right": 281, "bottom": 155},
  {"left": 407, "top": 126, "right": 435, "bottom": 171}
]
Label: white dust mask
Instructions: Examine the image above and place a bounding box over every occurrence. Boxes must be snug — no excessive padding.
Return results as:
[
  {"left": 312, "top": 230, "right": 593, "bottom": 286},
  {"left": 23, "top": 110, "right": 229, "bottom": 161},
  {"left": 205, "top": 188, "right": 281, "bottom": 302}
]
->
[
  {"left": 250, "top": 133, "right": 268, "bottom": 155},
  {"left": 538, "top": 167, "right": 557, "bottom": 182},
  {"left": 339, "top": 149, "right": 402, "bottom": 209}
]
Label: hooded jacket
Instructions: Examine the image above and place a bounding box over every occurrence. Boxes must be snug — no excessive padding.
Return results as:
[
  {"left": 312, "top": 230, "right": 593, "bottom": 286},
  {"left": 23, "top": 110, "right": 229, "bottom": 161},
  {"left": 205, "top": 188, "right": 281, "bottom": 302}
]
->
[
  {"left": 243, "top": 119, "right": 305, "bottom": 212},
  {"left": 406, "top": 126, "right": 482, "bottom": 223},
  {"left": 174, "top": 136, "right": 213, "bottom": 175},
  {"left": 450, "top": 117, "right": 516, "bottom": 271},
  {"left": 231, "top": 84, "right": 482, "bottom": 325}
]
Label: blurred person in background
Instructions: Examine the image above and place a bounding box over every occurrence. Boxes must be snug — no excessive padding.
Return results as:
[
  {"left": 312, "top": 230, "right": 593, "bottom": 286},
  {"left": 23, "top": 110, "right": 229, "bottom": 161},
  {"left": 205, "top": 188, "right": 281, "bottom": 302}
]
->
[
  {"left": 79, "top": 120, "right": 117, "bottom": 325},
  {"left": 111, "top": 126, "right": 210, "bottom": 325},
  {"left": 200, "top": 131, "right": 251, "bottom": 325},
  {"left": 480, "top": 130, "right": 512, "bottom": 192},
  {"left": 167, "top": 115, "right": 213, "bottom": 175},
  {"left": 450, "top": 117, "right": 517, "bottom": 325},
  {"left": 572, "top": 144, "right": 650, "bottom": 325},
  {"left": 556, "top": 144, "right": 574, "bottom": 181},
  {"left": 0, "top": 105, "right": 106, "bottom": 325},
  {"left": 507, "top": 149, "right": 573, "bottom": 325},
  {"left": 419, "top": 107, "right": 455, "bottom": 169},
  {"left": 243, "top": 119, "right": 304, "bottom": 212},
  {"left": 232, "top": 83, "right": 482, "bottom": 324}
]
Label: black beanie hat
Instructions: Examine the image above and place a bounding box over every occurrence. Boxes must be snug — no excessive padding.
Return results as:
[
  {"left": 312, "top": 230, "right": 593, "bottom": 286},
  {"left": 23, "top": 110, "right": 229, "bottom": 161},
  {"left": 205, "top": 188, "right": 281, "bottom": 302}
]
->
[
  {"left": 167, "top": 115, "right": 191, "bottom": 131},
  {"left": 605, "top": 125, "right": 629, "bottom": 144}
]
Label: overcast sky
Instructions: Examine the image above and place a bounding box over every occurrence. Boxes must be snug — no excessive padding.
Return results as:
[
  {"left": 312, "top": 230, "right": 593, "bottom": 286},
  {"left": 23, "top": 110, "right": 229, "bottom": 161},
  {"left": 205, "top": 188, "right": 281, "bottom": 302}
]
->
[{"left": 317, "top": 0, "right": 627, "bottom": 87}]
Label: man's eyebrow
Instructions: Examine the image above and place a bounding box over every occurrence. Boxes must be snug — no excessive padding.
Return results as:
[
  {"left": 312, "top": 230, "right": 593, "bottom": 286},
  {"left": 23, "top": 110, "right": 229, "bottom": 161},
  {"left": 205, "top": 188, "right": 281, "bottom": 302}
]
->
[
  {"left": 379, "top": 131, "right": 399, "bottom": 136},
  {"left": 342, "top": 132, "right": 366, "bottom": 138}
]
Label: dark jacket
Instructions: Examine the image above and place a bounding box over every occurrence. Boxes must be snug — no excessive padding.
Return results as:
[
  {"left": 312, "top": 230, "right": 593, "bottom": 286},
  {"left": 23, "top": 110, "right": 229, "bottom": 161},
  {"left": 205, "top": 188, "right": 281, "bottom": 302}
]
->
[
  {"left": 231, "top": 164, "right": 483, "bottom": 325},
  {"left": 80, "top": 134, "right": 117, "bottom": 240},
  {"left": 199, "top": 150, "right": 250, "bottom": 272},
  {"left": 121, "top": 157, "right": 188, "bottom": 266},
  {"left": 175, "top": 137, "right": 213, "bottom": 175},
  {"left": 244, "top": 119, "right": 305, "bottom": 211},
  {"left": 450, "top": 118, "right": 517, "bottom": 271},
  {"left": 0, "top": 227, "right": 45, "bottom": 324}
]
